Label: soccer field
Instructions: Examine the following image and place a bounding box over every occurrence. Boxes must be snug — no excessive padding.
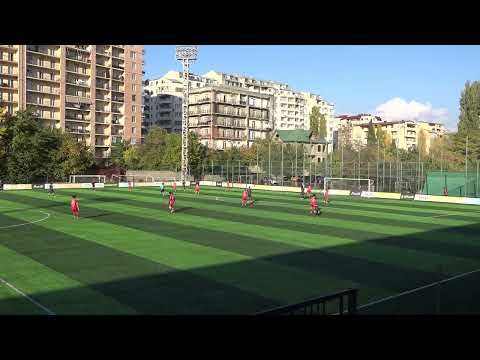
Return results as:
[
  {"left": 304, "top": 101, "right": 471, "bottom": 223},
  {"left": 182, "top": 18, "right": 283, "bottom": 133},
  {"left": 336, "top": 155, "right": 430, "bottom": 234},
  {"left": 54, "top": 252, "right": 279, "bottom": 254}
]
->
[{"left": 1, "top": 186, "right": 480, "bottom": 315}]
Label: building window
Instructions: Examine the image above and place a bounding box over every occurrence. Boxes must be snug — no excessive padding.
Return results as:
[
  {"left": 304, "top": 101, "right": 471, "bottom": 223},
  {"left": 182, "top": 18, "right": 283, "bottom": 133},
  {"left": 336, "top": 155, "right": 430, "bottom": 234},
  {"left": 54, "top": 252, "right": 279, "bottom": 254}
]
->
[
  {"left": 132, "top": 84, "right": 137, "bottom": 91},
  {"left": 132, "top": 63, "right": 136, "bottom": 71},
  {"left": 132, "top": 94, "right": 136, "bottom": 102},
  {"left": 132, "top": 115, "right": 136, "bottom": 123},
  {"left": 132, "top": 105, "right": 137, "bottom": 112},
  {"left": 132, "top": 73, "right": 136, "bottom": 81},
  {"left": 132, "top": 127, "right": 136, "bottom": 135},
  {"left": 130, "top": 51, "right": 136, "bottom": 60}
]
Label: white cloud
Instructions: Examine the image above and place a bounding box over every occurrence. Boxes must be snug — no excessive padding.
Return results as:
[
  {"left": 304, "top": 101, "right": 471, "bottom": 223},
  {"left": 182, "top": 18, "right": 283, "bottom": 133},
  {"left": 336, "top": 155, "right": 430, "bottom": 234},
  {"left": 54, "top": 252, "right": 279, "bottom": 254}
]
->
[{"left": 374, "top": 97, "right": 449, "bottom": 124}]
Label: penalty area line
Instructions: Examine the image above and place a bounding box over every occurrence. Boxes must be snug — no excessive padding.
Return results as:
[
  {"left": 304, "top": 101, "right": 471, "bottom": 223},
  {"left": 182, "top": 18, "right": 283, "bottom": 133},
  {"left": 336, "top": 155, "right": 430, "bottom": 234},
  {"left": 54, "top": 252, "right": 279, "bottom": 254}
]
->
[{"left": 0, "top": 277, "right": 56, "bottom": 315}]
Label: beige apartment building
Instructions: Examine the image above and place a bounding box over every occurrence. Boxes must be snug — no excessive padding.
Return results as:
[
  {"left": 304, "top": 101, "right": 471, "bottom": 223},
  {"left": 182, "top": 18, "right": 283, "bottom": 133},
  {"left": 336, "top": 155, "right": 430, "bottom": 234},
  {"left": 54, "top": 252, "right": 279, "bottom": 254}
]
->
[
  {"left": 188, "top": 85, "right": 273, "bottom": 149},
  {"left": 349, "top": 119, "right": 445, "bottom": 152},
  {"left": 143, "top": 70, "right": 335, "bottom": 148},
  {"left": 0, "top": 45, "right": 144, "bottom": 162},
  {"left": 143, "top": 70, "right": 216, "bottom": 133}
]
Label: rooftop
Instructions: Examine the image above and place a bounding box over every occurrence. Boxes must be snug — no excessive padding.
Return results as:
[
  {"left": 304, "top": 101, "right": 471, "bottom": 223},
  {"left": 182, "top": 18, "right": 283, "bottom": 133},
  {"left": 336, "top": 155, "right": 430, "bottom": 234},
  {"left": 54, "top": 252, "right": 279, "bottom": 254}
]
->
[{"left": 274, "top": 129, "right": 327, "bottom": 144}]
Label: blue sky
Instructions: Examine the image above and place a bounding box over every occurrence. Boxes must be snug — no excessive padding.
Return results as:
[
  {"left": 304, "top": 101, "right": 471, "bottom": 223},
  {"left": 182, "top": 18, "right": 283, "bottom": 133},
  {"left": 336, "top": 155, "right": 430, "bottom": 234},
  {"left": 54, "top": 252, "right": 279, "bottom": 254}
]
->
[{"left": 144, "top": 45, "right": 480, "bottom": 130}]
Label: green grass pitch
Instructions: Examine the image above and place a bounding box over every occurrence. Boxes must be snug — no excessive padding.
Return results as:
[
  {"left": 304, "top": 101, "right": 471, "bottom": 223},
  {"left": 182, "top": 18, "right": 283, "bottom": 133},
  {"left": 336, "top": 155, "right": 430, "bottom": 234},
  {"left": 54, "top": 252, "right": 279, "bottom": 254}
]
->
[{"left": 1, "top": 185, "right": 480, "bottom": 315}]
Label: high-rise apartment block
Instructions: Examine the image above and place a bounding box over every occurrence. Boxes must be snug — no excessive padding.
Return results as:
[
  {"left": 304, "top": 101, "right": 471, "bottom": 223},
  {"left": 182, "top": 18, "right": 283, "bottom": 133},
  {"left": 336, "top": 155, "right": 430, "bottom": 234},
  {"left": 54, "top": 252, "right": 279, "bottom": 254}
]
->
[
  {"left": 143, "top": 70, "right": 335, "bottom": 149},
  {"left": 188, "top": 86, "right": 273, "bottom": 149},
  {"left": 0, "top": 45, "right": 144, "bottom": 162}
]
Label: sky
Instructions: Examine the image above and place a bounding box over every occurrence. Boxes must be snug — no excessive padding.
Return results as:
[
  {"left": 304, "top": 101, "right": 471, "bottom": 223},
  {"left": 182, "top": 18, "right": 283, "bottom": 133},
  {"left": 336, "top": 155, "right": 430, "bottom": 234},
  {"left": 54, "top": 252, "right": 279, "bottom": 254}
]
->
[{"left": 144, "top": 45, "right": 480, "bottom": 131}]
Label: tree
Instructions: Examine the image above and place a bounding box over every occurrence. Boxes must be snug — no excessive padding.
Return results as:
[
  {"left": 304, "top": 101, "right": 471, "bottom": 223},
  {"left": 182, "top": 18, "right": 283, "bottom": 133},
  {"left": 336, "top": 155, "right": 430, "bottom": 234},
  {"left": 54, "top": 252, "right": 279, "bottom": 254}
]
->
[
  {"left": 188, "top": 132, "right": 208, "bottom": 179},
  {"left": 318, "top": 114, "right": 327, "bottom": 139},
  {"left": 309, "top": 106, "right": 321, "bottom": 137},
  {"left": 124, "top": 146, "right": 141, "bottom": 170},
  {"left": 417, "top": 128, "right": 428, "bottom": 160},
  {"left": 376, "top": 125, "right": 386, "bottom": 148},
  {"left": 458, "top": 81, "right": 480, "bottom": 132},
  {"left": 53, "top": 133, "right": 94, "bottom": 181},
  {"left": 111, "top": 141, "right": 128, "bottom": 169},
  {"left": 367, "top": 120, "right": 377, "bottom": 146}
]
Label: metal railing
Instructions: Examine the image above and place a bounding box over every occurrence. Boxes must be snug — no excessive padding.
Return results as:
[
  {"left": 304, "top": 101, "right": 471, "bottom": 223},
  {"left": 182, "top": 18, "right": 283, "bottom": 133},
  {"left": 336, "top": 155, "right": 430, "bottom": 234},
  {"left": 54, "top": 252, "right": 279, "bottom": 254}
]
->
[{"left": 256, "top": 288, "right": 359, "bottom": 315}]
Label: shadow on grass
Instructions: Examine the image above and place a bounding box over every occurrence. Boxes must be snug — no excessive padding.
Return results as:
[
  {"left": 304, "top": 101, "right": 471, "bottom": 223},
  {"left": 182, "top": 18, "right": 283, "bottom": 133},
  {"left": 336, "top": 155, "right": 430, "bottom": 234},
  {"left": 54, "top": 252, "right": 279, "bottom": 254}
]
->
[{"left": 0, "top": 190, "right": 479, "bottom": 315}]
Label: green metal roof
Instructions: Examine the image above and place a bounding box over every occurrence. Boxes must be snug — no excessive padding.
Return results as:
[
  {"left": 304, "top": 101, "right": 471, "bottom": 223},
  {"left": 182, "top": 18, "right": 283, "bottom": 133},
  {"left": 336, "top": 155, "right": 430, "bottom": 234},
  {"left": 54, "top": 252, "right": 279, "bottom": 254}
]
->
[{"left": 274, "top": 129, "right": 327, "bottom": 144}]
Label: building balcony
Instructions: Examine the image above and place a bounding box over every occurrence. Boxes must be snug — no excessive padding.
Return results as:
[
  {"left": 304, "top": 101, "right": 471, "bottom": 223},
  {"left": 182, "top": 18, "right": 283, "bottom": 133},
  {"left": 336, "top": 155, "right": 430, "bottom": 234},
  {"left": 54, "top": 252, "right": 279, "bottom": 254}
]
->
[
  {"left": 112, "top": 76, "right": 124, "bottom": 82},
  {"left": 112, "top": 63, "right": 124, "bottom": 70},
  {"left": 26, "top": 46, "right": 59, "bottom": 59},
  {"left": 66, "top": 116, "right": 90, "bottom": 123},
  {"left": 26, "top": 73, "right": 60, "bottom": 83},
  {"left": 111, "top": 87, "right": 124, "bottom": 93},
  {"left": 111, "top": 97, "right": 124, "bottom": 103},
  {"left": 0, "top": 82, "right": 17, "bottom": 90},
  {"left": 27, "top": 60, "right": 60, "bottom": 71},
  {"left": 66, "top": 79, "right": 90, "bottom": 88},
  {"left": 65, "top": 103, "right": 91, "bottom": 111},
  {"left": 96, "top": 84, "right": 111, "bottom": 91},
  {"left": 66, "top": 45, "right": 91, "bottom": 52},
  {"left": 0, "top": 68, "right": 18, "bottom": 76},
  {"left": 66, "top": 53, "right": 91, "bottom": 64},
  {"left": 27, "top": 87, "right": 60, "bottom": 95},
  {"left": 26, "top": 101, "right": 59, "bottom": 109},
  {"left": 66, "top": 69, "right": 90, "bottom": 77},
  {"left": 66, "top": 128, "right": 90, "bottom": 135},
  {"left": 0, "top": 56, "right": 17, "bottom": 64}
]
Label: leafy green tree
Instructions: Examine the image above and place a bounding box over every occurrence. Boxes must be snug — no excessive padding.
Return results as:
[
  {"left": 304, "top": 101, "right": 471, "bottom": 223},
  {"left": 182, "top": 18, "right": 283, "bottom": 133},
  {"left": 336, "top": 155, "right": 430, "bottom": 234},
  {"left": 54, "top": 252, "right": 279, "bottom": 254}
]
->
[
  {"left": 111, "top": 141, "right": 128, "bottom": 169},
  {"left": 53, "top": 133, "right": 94, "bottom": 181},
  {"left": 124, "top": 146, "right": 142, "bottom": 170},
  {"left": 417, "top": 128, "right": 428, "bottom": 160},
  {"left": 367, "top": 120, "right": 377, "bottom": 146},
  {"left": 309, "top": 106, "right": 321, "bottom": 137},
  {"left": 376, "top": 125, "right": 386, "bottom": 148},
  {"left": 458, "top": 81, "right": 480, "bottom": 132},
  {"left": 188, "top": 132, "right": 208, "bottom": 179},
  {"left": 318, "top": 114, "right": 327, "bottom": 139}
]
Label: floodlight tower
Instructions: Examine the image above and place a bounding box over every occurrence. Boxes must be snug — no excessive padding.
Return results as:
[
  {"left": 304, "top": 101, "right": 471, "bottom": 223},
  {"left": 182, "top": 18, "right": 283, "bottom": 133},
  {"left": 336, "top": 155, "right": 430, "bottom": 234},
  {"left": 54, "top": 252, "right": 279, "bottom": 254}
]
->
[{"left": 175, "top": 45, "right": 198, "bottom": 183}]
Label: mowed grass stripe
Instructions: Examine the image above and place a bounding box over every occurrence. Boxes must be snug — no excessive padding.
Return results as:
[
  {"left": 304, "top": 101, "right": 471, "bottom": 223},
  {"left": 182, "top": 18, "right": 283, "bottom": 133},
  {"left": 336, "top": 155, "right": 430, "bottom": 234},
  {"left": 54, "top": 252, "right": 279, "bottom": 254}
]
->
[
  {"left": 72, "top": 189, "right": 480, "bottom": 275},
  {"left": 176, "top": 189, "right": 478, "bottom": 229},
  {"left": 126, "top": 188, "right": 480, "bottom": 252},
  {"left": 0, "top": 240, "right": 138, "bottom": 315},
  {"left": 0, "top": 194, "right": 388, "bottom": 310},
  {"left": 200, "top": 186, "right": 480, "bottom": 219},
  {"left": 0, "top": 201, "right": 277, "bottom": 314},
  {"left": 11, "top": 190, "right": 453, "bottom": 293}
]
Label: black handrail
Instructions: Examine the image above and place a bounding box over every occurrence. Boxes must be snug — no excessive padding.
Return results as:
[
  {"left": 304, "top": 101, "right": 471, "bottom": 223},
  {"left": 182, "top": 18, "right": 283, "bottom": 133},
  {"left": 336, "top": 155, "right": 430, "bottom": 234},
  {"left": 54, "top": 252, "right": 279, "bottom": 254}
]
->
[{"left": 255, "top": 288, "right": 359, "bottom": 315}]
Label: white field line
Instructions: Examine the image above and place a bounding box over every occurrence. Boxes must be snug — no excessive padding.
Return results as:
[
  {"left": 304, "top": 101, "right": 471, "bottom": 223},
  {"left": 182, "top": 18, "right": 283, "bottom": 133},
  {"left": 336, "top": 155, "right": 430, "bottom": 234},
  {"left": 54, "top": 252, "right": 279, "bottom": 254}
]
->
[
  {"left": 0, "top": 209, "right": 51, "bottom": 229},
  {"left": 355, "top": 268, "right": 480, "bottom": 312},
  {"left": 0, "top": 277, "right": 56, "bottom": 315}
]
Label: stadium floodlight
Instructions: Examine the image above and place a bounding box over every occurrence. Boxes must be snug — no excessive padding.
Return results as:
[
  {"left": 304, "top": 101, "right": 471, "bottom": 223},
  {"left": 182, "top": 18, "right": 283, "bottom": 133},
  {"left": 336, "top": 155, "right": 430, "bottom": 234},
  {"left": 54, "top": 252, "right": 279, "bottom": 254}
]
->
[{"left": 176, "top": 45, "right": 198, "bottom": 184}]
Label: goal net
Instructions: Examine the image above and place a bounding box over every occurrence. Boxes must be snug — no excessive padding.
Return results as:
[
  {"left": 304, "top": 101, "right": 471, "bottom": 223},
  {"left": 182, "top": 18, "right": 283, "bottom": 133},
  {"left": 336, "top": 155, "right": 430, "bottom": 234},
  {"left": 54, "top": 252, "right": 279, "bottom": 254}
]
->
[
  {"left": 69, "top": 175, "right": 106, "bottom": 183},
  {"left": 111, "top": 175, "right": 154, "bottom": 183},
  {"left": 324, "top": 177, "right": 372, "bottom": 194}
]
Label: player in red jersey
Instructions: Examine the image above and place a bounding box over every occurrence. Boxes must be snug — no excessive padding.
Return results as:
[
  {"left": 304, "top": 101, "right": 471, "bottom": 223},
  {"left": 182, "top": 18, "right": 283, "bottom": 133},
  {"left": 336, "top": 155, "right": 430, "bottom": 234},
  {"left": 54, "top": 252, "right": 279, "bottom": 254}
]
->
[
  {"left": 168, "top": 191, "right": 176, "bottom": 213},
  {"left": 172, "top": 181, "right": 177, "bottom": 193},
  {"left": 195, "top": 182, "right": 200, "bottom": 196},
  {"left": 323, "top": 186, "right": 329, "bottom": 206},
  {"left": 309, "top": 194, "right": 320, "bottom": 216},
  {"left": 241, "top": 189, "right": 248, "bottom": 207},
  {"left": 306, "top": 183, "right": 312, "bottom": 197},
  {"left": 71, "top": 195, "right": 80, "bottom": 220}
]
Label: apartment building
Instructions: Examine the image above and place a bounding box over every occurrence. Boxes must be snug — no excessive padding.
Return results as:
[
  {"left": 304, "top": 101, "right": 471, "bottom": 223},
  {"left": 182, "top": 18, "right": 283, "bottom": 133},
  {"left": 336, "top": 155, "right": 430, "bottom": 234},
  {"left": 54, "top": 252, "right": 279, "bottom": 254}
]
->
[
  {"left": 143, "top": 70, "right": 335, "bottom": 146},
  {"left": 188, "top": 85, "right": 273, "bottom": 149},
  {"left": 204, "top": 71, "right": 335, "bottom": 133},
  {"left": 143, "top": 71, "right": 217, "bottom": 133},
  {"left": 0, "top": 45, "right": 144, "bottom": 162},
  {"left": 349, "top": 119, "right": 446, "bottom": 152}
]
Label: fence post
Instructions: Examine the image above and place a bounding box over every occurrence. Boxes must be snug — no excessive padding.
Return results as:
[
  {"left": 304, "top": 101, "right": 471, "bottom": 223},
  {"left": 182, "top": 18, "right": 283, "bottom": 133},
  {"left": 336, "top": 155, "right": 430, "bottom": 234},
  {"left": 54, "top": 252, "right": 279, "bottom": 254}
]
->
[
  {"left": 211, "top": 160, "right": 214, "bottom": 177},
  {"left": 221, "top": 164, "right": 224, "bottom": 180},
  {"left": 238, "top": 160, "right": 241, "bottom": 184},
  {"left": 226, "top": 160, "right": 229, "bottom": 182},
  {"left": 281, "top": 143, "right": 284, "bottom": 186}
]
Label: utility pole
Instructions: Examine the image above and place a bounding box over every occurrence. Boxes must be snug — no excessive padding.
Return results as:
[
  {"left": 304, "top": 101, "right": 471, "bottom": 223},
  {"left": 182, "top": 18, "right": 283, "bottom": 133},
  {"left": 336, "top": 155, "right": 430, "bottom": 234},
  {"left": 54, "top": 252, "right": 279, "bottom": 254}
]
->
[{"left": 176, "top": 45, "right": 198, "bottom": 184}]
